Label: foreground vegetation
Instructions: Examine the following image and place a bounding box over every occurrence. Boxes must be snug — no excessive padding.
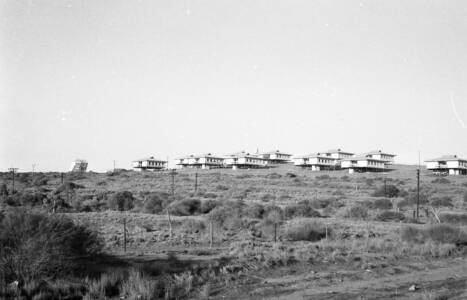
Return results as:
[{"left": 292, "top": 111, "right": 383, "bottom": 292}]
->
[{"left": 1, "top": 164, "right": 467, "bottom": 299}]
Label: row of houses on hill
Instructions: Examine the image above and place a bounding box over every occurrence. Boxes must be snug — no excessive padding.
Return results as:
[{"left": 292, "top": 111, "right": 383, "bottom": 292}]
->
[
  {"left": 293, "top": 149, "right": 395, "bottom": 173},
  {"left": 131, "top": 149, "right": 398, "bottom": 173}
]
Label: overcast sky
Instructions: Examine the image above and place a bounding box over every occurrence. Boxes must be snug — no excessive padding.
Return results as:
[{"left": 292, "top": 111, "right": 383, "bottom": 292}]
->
[{"left": 1, "top": 0, "right": 467, "bottom": 172}]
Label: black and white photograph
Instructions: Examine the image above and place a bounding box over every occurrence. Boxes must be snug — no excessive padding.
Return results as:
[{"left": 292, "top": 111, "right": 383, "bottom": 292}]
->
[{"left": 1, "top": 1, "right": 467, "bottom": 299}]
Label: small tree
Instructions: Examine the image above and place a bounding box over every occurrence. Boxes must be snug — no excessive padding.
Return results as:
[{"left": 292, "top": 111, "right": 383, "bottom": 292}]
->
[
  {"left": 372, "top": 185, "right": 400, "bottom": 198},
  {"left": 207, "top": 206, "right": 230, "bottom": 247},
  {"left": 262, "top": 208, "right": 284, "bottom": 243},
  {"left": 0, "top": 183, "right": 8, "bottom": 197},
  {"left": 108, "top": 191, "right": 134, "bottom": 211}
]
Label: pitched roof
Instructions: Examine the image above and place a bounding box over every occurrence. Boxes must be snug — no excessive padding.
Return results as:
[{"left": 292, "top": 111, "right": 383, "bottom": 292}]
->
[
  {"left": 425, "top": 155, "right": 467, "bottom": 162},
  {"left": 342, "top": 156, "right": 387, "bottom": 162},
  {"left": 364, "top": 150, "right": 396, "bottom": 157},
  {"left": 260, "top": 150, "right": 292, "bottom": 156},
  {"left": 294, "top": 153, "right": 338, "bottom": 160},
  {"left": 225, "top": 151, "right": 264, "bottom": 159},
  {"left": 325, "top": 149, "right": 354, "bottom": 155},
  {"left": 133, "top": 156, "right": 166, "bottom": 162}
]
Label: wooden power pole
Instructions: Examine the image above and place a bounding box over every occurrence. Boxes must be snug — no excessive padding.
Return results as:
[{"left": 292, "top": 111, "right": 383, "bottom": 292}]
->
[
  {"left": 416, "top": 169, "right": 420, "bottom": 220},
  {"left": 8, "top": 168, "right": 18, "bottom": 194}
]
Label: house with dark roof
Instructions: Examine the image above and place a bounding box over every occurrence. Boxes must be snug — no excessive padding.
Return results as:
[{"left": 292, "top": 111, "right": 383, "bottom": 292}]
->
[
  {"left": 258, "top": 150, "right": 292, "bottom": 164},
  {"left": 425, "top": 155, "right": 467, "bottom": 175},
  {"left": 175, "top": 153, "right": 224, "bottom": 169},
  {"left": 224, "top": 151, "right": 267, "bottom": 169},
  {"left": 132, "top": 156, "right": 167, "bottom": 171}
]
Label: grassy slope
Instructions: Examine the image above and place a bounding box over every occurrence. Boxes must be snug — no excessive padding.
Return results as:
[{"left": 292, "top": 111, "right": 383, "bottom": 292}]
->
[{"left": 2, "top": 164, "right": 467, "bottom": 299}]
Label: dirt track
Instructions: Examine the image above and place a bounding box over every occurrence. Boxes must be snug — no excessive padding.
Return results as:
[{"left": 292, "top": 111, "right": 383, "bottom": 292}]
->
[{"left": 248, "top": 258, "right": 467, "bottom": 300}]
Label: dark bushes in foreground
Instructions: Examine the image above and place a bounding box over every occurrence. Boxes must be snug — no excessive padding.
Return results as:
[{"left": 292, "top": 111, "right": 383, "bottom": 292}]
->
[{"left": 0, "top": 208, "right": 103, "bottom": 284}]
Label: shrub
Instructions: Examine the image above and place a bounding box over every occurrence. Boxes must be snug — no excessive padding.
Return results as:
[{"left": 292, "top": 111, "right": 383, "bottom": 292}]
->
[
  {"left": 260, "top": 193, "right": 276, "bottom": 203},
  {"left": 431, "top": 177, "right": 450, "bottom": 184},
  {"left": 285, "top": 220, "right": 330, "bottom": 241},
  {"left": 345, "top": 205, "right": 368, "bottom": 220},
  {"left": 401, "top": 191, "right": 430, "bottom": 208},
  {"left": 0, "top": 183, "right": 8, "bottom": 196},
  {"left": 199, "top": 199, "right": 221, "bottom": 214},
  {"left": 341, "top": 175, "right": 350, "bottom": 182},
  {"left": 375, "top": 211, "right": 405, "bottom": 222},
  {"left": 439, "top": 213, "right": 467, "bottom": 225},
  {"left": 244, "top": 203, "right": 265, "bottom": 219},
  {"left": 85, "top": 272, "right": 124, "bottom": 299},
  {"left": 169, "top": 199, "right": 201, "bottom": 216},
  {"left": 285, "top": 172, "right": 296, "bottom": 178},
  {"left": 18, "top": 192, "right": 47, "bottom": 207},
  {"left": 120, "top": 269, "right": 161, "bottom": 300},
  {"left": 284, "top": 202, "right": 321, "bottom": 219},
  {"left": 427, "top": 225, "right": 467, "bottom": 245},
  {"left": 32, "top": 176, "right": 48, "bottom": 187},
  {"left": 180, "top": 219, "right": 206, "bottom": 233},
  {"left": 0, "top": 209, "right": 103, "bottom": 283},
  {"left": 55, "top": 182, "right": 84, "bottom": 194},
  {"left": 215, "top": 184, "right": 229, "bottom": 191},
  {"left": 372, "top": 198, "right": 393, "bottom": 210},
  {"left": 401, "top": 226, "right": 426, "bottom": 244},
  {"left": 203, "top": 192, "right": 217, "bottom": 199},
  {"left": 430, "top": 196, "right": 453, "bottom": 208},
  {"left": 143, "top": 192, "right": 169, "bottom": 214},
  {"left": 372, "top": 185, "right": 400, "bottom": 198},
  {"left": 401, "top": 224, "right": 467, "bottom": 245},
  {"left": 107, "top": 191, "right": 135, "bottom": 211},
  {"left": 266, "top": 173, "right": 282, "bottom": 179}
]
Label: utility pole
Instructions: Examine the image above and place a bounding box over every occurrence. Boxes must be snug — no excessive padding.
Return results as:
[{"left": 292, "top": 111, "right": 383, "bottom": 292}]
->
[
  {"left": 416, "top": 169, "right": 420, "bottom": 220},
  {"left": 113, "top": 160, "right": 116, "bottom": 173},
  {"left": 32, "top": 164, "right": 36, "bottom": 176},
  {"left": 416, "top": 150, "right": 421, "bottom": 220},
  {"left": 8, "top": 168, "right": 18, "bottom": 194},
  {"left": 171, "top": 169, "right": 176, "bottom": 200},
  {"left": 123, "top": 216, "right": 127, "bottom": 253},
  {"left": 384, "top": 172, "right": 387, "bottom": 196},
  {"left": 194, "top": 172, "right": 198, "bottom": 193}
]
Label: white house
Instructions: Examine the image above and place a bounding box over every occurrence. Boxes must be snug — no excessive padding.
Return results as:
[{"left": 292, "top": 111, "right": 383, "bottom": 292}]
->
[
  {"left": 175, "top": 153, "right": 224, "bottom": 169},
  {"left": 425, "top": 155, "right": 467, "bottom": 176},
  {"left": 224, "top": 151, "right": 268, "bottom": 170},
  {"left": 362, "top": 150, "right": 396, "bottom": 165},
  {"left": 293, "top": 153, "right": 339, "bottom": 171},
  {"left": 258, "top": 150, "right": 292, "bottom": 164},
  {"left": 132, "top": 157, "right": 167, "bottom": 171},
  {"left": 70, "top": 159, "right": 88, "bottom": 172},
  {"left": 323, "top": 149, "right": 354, "bottom": 160},
  {"left": 341, "top": 156, "right": 387, "bottom": 173}
]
